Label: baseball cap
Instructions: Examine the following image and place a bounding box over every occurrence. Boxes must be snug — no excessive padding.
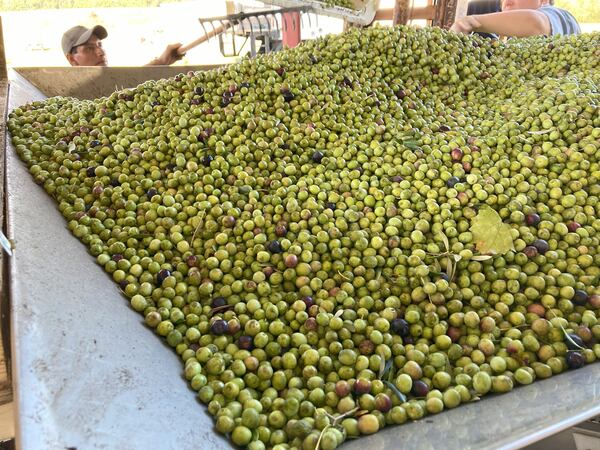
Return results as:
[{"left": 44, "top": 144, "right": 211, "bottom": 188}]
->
[{"left": 61, "top": 25, "right": 108, "bottom": 55}]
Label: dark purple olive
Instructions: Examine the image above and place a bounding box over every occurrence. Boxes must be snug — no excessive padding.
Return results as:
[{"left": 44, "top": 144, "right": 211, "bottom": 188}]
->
[
  {"left": 211, "top": 319, "right": 229, "bottom": 336},
  {"left": 240, "top": 81, "right": 250, "bottom": 88},
  {"left": 395, "top": 89, "right": 407, "bottom": 99},
  {"left": 238, "top": 335, "right": 254, "bottom": 350},
  {"left": 438, "top": 125, "right": 450, "bottom": 132},
  {"left": 565, "top": 333, "right": 585, "bottom": 351},
  {"left": 391, "top": 318, "right": 409, "bottom": 337},
  {"left": 147, "top": 188, "right": 158, "bottom": 198},
  {"left": 110, "top": 178, "right": 120, "bottom": 187},
  {"left": 212, "top": 297, "right": 227, "bottom": 308},
  {"left": 573, "top": 290, "right": 589, "bottom": 306},
  {"left": 533, "top": 239, "right": 549, "bottom": 254},
  {"left": 112, "top": 254, "right": 124, "bottom": 262},
  {"left": 391, "top": 175, "right": 403, "bottom": 183},
  {"left": 523, "top": 246, "right": 538, "bottom": 258},
  {"left": 267, "top": 240, "right": 283, "bottom": 254},
  {"left": 275, "top": 67, "right": 285, "bottom": 76},
  {"left": 220, "top": 97, "right": 231, "bottom": 107},
  {"left": 87, "top": 166, "right": 97, "bottom": 177},
  {"left": 566, "top": 351, "right": 585, "bottom": 369},
  {"left": 90, "top": 140, "right": 101, "bottom": 147},
  {"left": 312, "top": 151, "right": 324, "bottom": 163},
  {"left": 309, "top": 55, "right": 318, "bottom": 64},
  {"left": 195, "top": 86, "right": 205, "bottom": 95},
  {"left": 156, "top": 269, "right": 171, "bottom": 286},
  {"left": 275, "top": 225, "right": 287, "bottom": 237},
  {"left": 190, "top": 98, "right": 202, "bottom": 105},
  {"left": 446, "top": 176, "right": 461, "bottom": 188},
  {"left": 525, "top": 213, "right": 541, "bottom": 227},
  {"left": 118, "top": 280, "right": 129, "bottom": 290},
  {"left": 412, "top": 380, "right": 429, "bottom": 397},
  {"left": 303, "top": 296, "right": 315, "bottom": 308},
  {"left": 282, "top": 91, "right": 295, "bottom": 102},
  {"left": 151, "top": 101, "right": 161, "bottom": 107},
  {"left": 354, "top": 379, "right": 372, "bottom": 395},
  {"left": 202, "top": 155, "right": 214, "bottom": 167}
]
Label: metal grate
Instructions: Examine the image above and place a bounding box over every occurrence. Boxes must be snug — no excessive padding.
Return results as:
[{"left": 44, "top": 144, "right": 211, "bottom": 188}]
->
[{"left": 198, "top": 6, "right": 316, "bottom": 57}]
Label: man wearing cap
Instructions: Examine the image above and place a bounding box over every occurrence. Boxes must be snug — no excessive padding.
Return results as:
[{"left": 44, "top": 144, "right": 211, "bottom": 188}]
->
[{"left": 62, "top": 25, "right": 184, "bottom": 66}]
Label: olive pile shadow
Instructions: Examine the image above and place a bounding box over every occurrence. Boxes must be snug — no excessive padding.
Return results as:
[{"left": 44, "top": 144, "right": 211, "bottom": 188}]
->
[{"left": 8, "top": 26, "right": 600, "bottom": 450}]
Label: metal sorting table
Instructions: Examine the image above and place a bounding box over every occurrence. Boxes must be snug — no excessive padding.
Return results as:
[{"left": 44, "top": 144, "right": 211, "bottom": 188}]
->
[{"left": 5, "top": 70, "right": 600, "bottom": 450}]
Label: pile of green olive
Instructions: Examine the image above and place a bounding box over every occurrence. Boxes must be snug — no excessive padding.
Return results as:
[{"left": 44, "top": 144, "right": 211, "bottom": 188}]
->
[{"left": 7, "top": 26, "right": 600, "bottom": 450}]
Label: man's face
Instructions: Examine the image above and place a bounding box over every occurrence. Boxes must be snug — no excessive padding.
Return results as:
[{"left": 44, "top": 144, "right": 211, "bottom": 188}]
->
[
  {"left": 502, "top": 0, "right": 545, "bottom": 11},
  {"left": 67, "top": 35, "right": 107, "bottom": 66}
]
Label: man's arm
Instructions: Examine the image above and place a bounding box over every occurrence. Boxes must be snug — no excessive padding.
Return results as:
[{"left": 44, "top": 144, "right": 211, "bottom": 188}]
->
[
  {"left": 146, "top": 43, "right": 184, "bottom": 66},
  {"left": 451, "top": 9, "right": 551, "bottom": 37}
]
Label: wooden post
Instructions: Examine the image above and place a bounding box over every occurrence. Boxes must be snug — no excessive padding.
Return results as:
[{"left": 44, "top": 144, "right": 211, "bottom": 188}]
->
[
  {"left": 433, "top": 0, "right": 469, "bottom": 29},
  {"left": 393, "top": 0, "right": 412, "bottom": 25},
  {"left": 0, "top": 17, "right": 6, "bottom": 81}
]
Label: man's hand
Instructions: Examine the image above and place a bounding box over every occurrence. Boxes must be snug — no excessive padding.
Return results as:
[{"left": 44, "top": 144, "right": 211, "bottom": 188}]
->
[
  {"left": 450, "top": 10, "right": 551, "bottom": 37},
  {"left": 450, "top": 15, "right": 483, "bottom": 34},
  {"left": 149, "top": 43, "right": 185, "bottom": 66}
]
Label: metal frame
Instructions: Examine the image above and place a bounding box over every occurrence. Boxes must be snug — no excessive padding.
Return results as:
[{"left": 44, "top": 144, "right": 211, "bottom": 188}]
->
[{"left": 200, "top": 6, "right": 311, "bottom": 57}]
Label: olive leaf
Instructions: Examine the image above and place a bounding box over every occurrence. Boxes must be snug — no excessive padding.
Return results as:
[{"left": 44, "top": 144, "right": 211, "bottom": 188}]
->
[
  {"left": 403, "top": 140, "right": 421, "bottom": 151},
  {"left": 470, "top": 207, "right": 515, "bottom": 255},
  {"left": 337, "top": 270, "right": 351, "bottom": 281},
  {"left": 547, "top": 309, "right": 586, "bottom": 351},
  {"left": 446, "top": 257, "right": 454, "bottom": 280},
  {"left": 334, "top": 309, "right": 345, "bottom": 319},
  {"left": 563, "top": 333, "right": 585, "bottom": 351},
  {"left": 377, "top": 351, "right": 387, "bottom": 379},
  {"left": 471, "top": 255, "right": 493, "bottom": 261},
  {"left": 438, "top": 232, "right": 450, "bottom": 252},
  {"left": 380, "top": 358, "right": 394, "bottom": 382},
  {"left": 383, "top": 380, "right": 407, "bottom": 403},
  {"left": 189, "top": 210, "right": 206, "bottom": 246}
]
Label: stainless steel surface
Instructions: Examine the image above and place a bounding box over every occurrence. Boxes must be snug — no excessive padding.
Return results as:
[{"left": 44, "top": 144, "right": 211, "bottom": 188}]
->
[
  {"left": 262, "top": 0, "right": 379, "bottom": 25},
  {"left": 5, "top": 69, "right": 600, "bottom": 450}
]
